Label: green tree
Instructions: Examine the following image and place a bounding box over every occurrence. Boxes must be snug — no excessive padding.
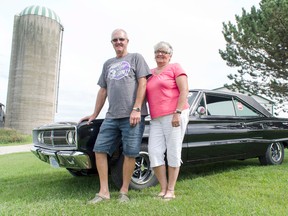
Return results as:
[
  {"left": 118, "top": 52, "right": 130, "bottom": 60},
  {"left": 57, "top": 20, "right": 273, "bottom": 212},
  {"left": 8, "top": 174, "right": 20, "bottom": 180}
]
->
[{"left": 219, "top": 0, "right": 288, "bottom": 114}]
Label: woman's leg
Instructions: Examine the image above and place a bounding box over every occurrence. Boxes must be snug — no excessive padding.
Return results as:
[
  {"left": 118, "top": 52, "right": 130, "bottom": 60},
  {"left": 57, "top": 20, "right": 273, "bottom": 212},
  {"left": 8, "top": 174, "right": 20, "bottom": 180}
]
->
[
  {"left": 148, "top": 118, "right": 167, "bottom": 196},
  {"left": 153, "top": 165, "right": 167, "bottom": 196},
  {"left": 164, "top": 166, "right": 180, "bottom": 198}
]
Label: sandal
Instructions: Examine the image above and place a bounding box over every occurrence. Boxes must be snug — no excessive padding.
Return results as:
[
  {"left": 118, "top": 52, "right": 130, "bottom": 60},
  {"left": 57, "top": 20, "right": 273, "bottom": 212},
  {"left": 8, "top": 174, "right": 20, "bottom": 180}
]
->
[
  {"left": 162, "top": 195, "right": 176, "bottom": 201},
  {"left": 155, "top": 192, "right": 165, "bottom": 199},
  {"left": 162, "top": 190, "right": 175, "bottom": 201},
  {"left": 88, "top": 193, "right": 110, "bottom": 204},
  {"left": 118, "top": 192, "right": 130, "bottom": 203}
]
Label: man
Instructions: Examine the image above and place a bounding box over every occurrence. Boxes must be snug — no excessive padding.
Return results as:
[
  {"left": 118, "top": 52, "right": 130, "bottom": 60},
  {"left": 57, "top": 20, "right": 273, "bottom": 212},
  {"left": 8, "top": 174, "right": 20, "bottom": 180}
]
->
[
  {"left": 0, "top": 103, "right": 5, "bottom": 128},
  {"left": 80, "top": 29, "right": 151, "bottom": 203}
]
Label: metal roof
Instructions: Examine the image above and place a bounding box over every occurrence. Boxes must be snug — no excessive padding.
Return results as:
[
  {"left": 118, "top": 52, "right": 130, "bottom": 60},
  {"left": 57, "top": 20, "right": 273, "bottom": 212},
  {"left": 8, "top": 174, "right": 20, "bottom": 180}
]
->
[{"left": 19, "top": 5, "right": 61, "bottom": 24}]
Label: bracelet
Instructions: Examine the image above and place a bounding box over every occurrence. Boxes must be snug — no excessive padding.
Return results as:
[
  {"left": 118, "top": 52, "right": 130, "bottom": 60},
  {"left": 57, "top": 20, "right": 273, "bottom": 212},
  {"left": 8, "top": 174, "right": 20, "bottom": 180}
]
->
[{"left": 174, "top": 109, "right": 182, "bottom": 114}]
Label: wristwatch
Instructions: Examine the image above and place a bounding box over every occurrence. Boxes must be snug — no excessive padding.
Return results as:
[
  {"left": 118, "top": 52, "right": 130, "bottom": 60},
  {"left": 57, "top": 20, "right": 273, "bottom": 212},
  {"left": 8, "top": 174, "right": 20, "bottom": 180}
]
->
[
  {"left": 133, "top": 107, "right": 141, "bottom": 112},
  {"left": 174, "top": 109, "right": 182, "bottom": 114}
]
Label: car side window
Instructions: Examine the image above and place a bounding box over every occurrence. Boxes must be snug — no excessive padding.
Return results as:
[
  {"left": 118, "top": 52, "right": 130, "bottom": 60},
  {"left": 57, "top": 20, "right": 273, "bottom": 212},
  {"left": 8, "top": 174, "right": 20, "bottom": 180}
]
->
[
  {"left": 201, "top": 94, "right": 263, "bottom": 117},
  {"left": 233, "top": 98, "right": 261, "bottom": 117},
  {"left": 205, "top": 95, "right": 235, "bottom": 116}
]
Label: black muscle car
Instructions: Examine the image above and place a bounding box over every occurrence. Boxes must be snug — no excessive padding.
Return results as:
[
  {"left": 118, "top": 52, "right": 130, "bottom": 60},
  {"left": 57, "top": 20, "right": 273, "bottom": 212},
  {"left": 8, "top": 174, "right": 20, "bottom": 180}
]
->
[{"left": 31, "top": 89, "right": 288, "bottom": 190}]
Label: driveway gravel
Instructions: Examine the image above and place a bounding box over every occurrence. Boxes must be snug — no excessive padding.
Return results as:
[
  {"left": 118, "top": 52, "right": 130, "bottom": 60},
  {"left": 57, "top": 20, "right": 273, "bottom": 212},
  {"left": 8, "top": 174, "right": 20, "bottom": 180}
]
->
[{"left": 0, "top": 144, "right": 32, "bottom": 155}]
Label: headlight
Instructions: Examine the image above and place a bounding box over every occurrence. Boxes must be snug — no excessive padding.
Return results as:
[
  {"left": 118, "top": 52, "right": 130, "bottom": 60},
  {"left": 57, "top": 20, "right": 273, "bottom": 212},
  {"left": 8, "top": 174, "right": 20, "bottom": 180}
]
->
[
  {"left": 66, "top": 131, "right": 75, "bottom": 145},
  {"left": 37, "top": 132, "right": 44, "bottom": 143}
]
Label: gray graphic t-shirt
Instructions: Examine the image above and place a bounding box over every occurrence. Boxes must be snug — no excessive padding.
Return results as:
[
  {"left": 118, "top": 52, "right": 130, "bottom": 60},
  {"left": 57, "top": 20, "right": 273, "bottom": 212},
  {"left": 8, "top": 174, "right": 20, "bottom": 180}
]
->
[{"left": 98, "top": 53, "right": 151, "bottom": 119}]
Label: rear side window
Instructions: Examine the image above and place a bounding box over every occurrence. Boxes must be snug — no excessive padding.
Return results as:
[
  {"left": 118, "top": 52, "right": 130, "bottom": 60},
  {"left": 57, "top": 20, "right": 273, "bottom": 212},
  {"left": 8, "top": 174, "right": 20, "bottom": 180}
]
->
[{"left": 233, "top": 98, "right": 260, "bottom": 117}]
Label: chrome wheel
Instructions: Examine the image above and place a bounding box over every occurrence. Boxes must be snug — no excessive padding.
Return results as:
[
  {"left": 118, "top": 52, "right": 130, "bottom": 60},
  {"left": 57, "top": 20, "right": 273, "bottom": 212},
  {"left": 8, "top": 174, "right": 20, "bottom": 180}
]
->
[
  {"left": 259, "top": 142, "right": 284, "bottom": 165},
  {"left": 270, "top": 142, "right": 282, "bottom": 163},
  {"left": 110, "top": 144, "right": 158, "bottom": 190},
  {"left": 132, "top": 151, "right": 155, "bottom": 186}
]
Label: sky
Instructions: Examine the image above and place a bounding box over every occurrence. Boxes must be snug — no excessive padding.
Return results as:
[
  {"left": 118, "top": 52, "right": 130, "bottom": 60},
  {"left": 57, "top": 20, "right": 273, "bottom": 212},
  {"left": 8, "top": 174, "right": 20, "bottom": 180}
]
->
[{"left": 0, "top": 0, "right": 261, "bottom": 122}]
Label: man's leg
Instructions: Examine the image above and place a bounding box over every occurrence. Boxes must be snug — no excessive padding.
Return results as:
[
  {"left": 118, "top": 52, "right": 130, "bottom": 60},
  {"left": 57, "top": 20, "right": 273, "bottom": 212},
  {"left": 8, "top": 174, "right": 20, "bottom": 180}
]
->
[
  {"left": 120, "top": 156, "right": 135, "bottom": 194},
  {"left": 95, "top": 152, "right": 110, "bottom": 199},
  {"left": 118, "top": 117, "right": 145, "bottom": 201}
]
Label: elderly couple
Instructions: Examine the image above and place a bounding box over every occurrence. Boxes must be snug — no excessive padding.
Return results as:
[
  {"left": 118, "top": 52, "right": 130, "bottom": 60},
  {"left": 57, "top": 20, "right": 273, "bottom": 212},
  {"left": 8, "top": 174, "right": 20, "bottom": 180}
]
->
[{"left": 80, "top": 28, "right": 189, "bottom": 204}]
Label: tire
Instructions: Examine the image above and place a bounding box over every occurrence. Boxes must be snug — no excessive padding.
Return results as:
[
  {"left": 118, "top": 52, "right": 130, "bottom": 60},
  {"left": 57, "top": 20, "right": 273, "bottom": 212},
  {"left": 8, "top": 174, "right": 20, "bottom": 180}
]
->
[
  {"left": 259, "top": 142, "right": 284, "bottom": 165},
  {"left": 110, "top": 144, "right": 158, "bottom": 190},
  {"left": 66, "top": 168, "right": 97, "bottom": 177}
]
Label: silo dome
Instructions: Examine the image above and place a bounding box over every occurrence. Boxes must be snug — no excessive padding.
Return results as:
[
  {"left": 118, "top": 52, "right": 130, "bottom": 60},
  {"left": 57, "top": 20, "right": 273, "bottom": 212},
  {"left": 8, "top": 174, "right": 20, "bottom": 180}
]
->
[
  {"left": 5, "top": 5, "right": 64, "bottom": 134},
  {"left": 19, "top": 5, "right": 61, "bottom": 24}
]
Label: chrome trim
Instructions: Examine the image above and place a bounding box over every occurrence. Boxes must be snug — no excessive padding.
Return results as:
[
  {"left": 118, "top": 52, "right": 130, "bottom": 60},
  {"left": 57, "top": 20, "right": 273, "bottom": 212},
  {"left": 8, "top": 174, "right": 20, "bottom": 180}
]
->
[
  {"left": 32, "top": 124, "right": 78, "bottom": 149},
  {"left": 31, "top": 146, "right": 92, "bottom": 169}
]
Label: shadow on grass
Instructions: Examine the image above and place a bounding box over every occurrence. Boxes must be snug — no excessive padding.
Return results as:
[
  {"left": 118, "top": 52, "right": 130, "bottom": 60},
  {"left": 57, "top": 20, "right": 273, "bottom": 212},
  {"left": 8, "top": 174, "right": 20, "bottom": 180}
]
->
[
  {"left": 180, "top": 149, "right": 288, "bottom": 180},
  {"left": 0, "top": 153, "right": 119, "bottom": 202},
  {"left": 178, "top": 158, "right": 265, "bottom": 181},
  {"left": 42, "top": 171, "right": 100, "bottom": 190},
  {"left": 2, "top": 169, "right": 121, "bottom": 203}
]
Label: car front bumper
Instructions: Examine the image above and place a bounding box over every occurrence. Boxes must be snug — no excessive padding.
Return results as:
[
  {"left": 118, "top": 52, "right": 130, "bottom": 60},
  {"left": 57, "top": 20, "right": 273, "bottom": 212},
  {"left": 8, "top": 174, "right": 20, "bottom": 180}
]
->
[{"left": 31, "top": 146, "right": 92, "bottom": 169}]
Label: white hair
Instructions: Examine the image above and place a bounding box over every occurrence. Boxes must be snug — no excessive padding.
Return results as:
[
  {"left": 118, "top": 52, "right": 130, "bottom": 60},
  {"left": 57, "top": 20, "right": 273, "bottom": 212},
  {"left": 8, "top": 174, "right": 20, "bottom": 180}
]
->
[{"left": 154, "top": 41, "right": 173, "bottom": 55}]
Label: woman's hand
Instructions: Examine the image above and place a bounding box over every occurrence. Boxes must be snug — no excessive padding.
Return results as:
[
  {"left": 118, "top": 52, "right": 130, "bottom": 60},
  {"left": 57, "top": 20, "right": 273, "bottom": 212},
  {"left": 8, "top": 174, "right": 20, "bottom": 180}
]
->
[{"left": 171, "top": 113, "right": 180, "bottom": 127}]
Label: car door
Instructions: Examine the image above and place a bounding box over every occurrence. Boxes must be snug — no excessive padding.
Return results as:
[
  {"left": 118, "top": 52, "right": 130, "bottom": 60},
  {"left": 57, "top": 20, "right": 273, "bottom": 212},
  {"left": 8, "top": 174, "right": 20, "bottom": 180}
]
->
[{"left": 184, "top": 93, "right": 250, "bottom": 163}]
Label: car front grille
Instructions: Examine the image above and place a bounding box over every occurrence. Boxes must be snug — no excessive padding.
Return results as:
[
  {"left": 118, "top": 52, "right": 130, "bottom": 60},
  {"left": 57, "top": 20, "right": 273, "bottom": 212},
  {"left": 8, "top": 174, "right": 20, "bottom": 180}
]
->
[{"left": 33, "top": 126, "right": 77, "bottom": 149}]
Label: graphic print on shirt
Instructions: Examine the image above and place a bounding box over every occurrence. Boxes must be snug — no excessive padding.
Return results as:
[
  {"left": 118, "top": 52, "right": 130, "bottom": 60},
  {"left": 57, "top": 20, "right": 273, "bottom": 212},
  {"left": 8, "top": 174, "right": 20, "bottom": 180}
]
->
[{"left": 108, "top": 61, "right": 131, "bottom": 80}]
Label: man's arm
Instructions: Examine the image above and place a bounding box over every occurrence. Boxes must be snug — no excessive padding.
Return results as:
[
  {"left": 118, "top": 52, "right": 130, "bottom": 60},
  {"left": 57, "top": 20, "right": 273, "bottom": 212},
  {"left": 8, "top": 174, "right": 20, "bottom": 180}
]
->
[
  {"left": 133, "top": 77, "right": 147, "bottom": 109},
  {"left": 79, "top": 87, "right": 107, "bottom": 124},
  {"left": 92, "top": 87, "right": 107, "bottom": 118},
  {"left": 130, "top": 77, "right": 147, "bottom": 126}
]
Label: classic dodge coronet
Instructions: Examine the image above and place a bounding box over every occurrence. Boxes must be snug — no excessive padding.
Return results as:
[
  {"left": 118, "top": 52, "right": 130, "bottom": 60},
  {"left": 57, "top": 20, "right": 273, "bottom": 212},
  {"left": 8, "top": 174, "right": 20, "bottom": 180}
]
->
[{"left": 31, "top": 89, "right": 288, "bottom": 190}]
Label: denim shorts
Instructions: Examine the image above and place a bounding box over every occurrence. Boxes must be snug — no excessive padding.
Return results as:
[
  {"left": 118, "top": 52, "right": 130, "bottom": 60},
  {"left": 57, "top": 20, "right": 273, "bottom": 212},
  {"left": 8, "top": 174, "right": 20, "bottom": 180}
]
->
[{"left": 94, "top": 117, "right": 145, "bottom": 157}]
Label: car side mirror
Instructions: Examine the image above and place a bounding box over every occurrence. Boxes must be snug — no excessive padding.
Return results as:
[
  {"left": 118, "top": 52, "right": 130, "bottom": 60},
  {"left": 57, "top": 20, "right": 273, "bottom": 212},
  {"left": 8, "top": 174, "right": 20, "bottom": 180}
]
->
[{"left": 197, "top": 106, "right": 206, "bottom": 115}]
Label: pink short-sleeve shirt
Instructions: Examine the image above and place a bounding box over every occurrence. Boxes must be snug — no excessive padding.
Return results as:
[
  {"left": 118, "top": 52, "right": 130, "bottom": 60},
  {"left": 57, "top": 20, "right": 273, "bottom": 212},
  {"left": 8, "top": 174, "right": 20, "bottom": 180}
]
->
[{"left": 146, "top": 63, "right": 189, "bottom": 119}]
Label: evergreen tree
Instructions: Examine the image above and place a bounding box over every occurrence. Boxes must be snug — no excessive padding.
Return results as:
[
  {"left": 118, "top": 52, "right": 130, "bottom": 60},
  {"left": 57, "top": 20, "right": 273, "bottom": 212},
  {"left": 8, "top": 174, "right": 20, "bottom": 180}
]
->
[{"left": 219, "top": 0, "right": 288, "bottom": 114}]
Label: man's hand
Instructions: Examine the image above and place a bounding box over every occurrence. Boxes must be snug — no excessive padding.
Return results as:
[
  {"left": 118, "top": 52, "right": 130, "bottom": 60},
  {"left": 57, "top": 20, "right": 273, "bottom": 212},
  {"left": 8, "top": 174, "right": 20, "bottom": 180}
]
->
[
  {"left": 79, "top": 115, "right": 95, "bottom": 125},
  {"left": 130, "top": 110, "right": 141, "bottom": 126}
]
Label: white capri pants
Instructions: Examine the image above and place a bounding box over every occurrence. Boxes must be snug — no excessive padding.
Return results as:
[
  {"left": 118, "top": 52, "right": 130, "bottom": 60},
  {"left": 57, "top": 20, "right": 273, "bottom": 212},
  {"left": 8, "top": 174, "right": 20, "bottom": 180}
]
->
[{"left": 148, "top": 109, "right": 189, "bottom": 168}]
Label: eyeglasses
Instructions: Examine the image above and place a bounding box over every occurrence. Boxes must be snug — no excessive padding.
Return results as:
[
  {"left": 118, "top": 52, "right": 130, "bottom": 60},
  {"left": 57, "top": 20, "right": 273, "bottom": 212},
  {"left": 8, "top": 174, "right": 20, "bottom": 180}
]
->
[
  {"left": 154, "top": 50, "right": 170, "bottom": 55},
  {"left": 111, "top": 38, "right": 126, "bottom": 43}
]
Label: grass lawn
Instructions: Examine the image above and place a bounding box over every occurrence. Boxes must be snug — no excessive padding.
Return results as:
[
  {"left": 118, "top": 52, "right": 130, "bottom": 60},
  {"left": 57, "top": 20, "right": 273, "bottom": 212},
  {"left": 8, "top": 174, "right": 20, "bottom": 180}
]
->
[{"left": 1, "top": 151, "right": 288, "bottom": 216}]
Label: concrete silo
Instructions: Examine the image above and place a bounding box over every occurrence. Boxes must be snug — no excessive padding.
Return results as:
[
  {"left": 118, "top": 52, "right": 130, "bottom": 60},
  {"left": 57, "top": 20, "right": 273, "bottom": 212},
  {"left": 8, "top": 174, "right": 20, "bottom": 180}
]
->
[{"left": 5, "top": 5, "right": 64, "bottom": 134}]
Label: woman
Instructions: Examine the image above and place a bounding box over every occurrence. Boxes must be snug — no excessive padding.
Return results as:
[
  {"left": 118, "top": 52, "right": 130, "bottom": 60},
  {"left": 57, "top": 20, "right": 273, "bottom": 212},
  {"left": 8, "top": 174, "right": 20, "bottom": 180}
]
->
[{"left": 146, "top": 41, "right": 189, "bottom": 200}]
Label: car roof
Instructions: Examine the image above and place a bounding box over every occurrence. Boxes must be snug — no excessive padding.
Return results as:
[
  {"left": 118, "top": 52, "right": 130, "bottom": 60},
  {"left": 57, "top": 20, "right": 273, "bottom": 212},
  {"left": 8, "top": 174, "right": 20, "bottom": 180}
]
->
[{"left": 190, "top": 89, "right": 273, "bottom": 117}]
